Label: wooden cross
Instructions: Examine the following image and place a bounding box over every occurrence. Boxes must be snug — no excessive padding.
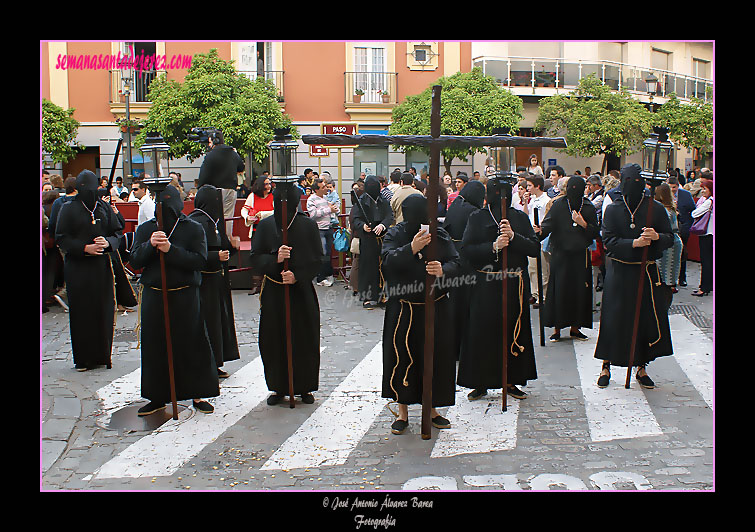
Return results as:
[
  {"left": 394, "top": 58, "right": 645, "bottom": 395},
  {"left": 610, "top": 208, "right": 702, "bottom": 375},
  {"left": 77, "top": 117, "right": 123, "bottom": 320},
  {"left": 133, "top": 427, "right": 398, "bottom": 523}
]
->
[{"left": 302, "top": 85, "right": 567, "bottom": 439}]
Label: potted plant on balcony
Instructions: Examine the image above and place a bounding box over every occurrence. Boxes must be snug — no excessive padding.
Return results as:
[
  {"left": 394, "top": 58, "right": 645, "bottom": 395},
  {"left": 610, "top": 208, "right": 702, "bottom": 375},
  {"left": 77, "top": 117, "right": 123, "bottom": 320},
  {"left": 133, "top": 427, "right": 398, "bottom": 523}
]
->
[
  {"left": 378, "top": 89, "right": 390, "bottom": 103},
  {"left": 115, "top": 117, "right": 143, "bottom": 134},
  {"left": 354, "top": 88, "right": 364, "bottom": 103}
]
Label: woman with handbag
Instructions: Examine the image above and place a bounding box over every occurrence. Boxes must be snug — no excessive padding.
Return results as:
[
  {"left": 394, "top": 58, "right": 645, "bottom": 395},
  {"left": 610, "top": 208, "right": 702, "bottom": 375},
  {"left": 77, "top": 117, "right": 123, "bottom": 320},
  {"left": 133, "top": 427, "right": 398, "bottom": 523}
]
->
[
  {"left": 690, "top": 178, "right": 713, "bottom": 296},
  {"left": 242, "top": 176, "right": 274, "bottom": 294},
  {"left": 654, "top": 184, "right": 684, "bottom": 303}
]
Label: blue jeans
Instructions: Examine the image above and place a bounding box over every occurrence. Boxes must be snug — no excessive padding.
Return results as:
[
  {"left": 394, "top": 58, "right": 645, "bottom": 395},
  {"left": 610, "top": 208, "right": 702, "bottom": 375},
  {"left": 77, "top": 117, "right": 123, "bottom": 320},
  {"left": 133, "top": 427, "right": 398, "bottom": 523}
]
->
[{"left": 317, "top": 228, "right": 334, "bottom": 281}]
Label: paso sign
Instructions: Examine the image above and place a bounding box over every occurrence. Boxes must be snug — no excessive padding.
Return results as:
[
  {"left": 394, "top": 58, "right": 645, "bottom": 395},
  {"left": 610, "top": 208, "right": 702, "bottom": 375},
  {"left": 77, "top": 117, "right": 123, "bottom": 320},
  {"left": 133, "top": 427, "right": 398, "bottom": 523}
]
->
[
  {"left": 321, "top": 123, "right": 359, "bottom": 148},
  {"left": 309, "top": 145, "right": 329, "bottom": 157}
]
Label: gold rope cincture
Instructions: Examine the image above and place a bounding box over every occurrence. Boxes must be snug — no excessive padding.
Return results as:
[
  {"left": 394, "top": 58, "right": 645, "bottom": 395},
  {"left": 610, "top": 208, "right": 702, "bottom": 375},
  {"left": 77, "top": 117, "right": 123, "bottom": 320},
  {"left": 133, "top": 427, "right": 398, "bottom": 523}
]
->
[
  {"left": 376, "top": 234, "right": 386, "bottom": 293},
  {"left": 475, "top": 268, "right": 526, "bottom": 357},
  {"left": 608, "top": 256, "right": 663, "bottom": 347},
  {"left": 135, "top": 284, "right": 143, "bottom": 348},
  {"left": 385, "top": 293, "right": 448, "bottom": 419}
]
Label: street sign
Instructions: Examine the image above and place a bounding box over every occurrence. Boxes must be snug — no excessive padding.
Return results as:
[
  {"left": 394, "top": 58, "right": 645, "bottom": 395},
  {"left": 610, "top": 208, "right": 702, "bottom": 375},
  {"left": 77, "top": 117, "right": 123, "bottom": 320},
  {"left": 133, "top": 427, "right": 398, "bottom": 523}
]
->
[
  {"left": 309, "top": 145, "right": 329, "bottom": 157},
  {"left": 320, "top": 123, "right": 359, "bottom": 148}
]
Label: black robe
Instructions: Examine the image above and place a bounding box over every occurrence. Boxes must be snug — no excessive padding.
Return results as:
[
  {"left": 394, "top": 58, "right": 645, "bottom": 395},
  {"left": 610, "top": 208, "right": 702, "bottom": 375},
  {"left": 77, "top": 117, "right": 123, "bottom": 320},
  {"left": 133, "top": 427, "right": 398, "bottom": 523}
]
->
[
  {"left": 594, "top": 194, "right": 674, "bottom": 367},
  {"left": 442, "top": 181, "right": 486, "bottom": 359},
  {"left": 109, "top": 208, "right": 138, "bottom": 308},
  {"left": 353, "top": 177, "right": 393, "bottom": 302},
  {"left": 250, "top": 210, "right": 322, "bottom": 395},
  {"left": 129, "top": 188, "right": 220, "bottom": 403},
  {"left": 539, "top": 196, "right": 600, "bottom": 329},
  {"left": 55, "top": 196, "right": 122, "bottom": 369},
  {"left": 188, "top": 185, "right": 241, "bottom": 367},
  {"left": 380, "top": 199, "right": 461, "bottom": 407},
  {"left": 457, "top": 206, "right": 540, "bottom": 389}
]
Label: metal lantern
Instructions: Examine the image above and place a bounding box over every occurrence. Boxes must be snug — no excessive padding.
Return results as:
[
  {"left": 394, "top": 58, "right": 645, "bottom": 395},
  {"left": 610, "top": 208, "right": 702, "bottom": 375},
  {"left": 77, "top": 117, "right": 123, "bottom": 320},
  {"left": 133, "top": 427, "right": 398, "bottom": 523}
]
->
[
  {"left": 488, "top": 126, "right": 518, "bottom": 184},
  {"left": 645, "top": 73, "right": 659, "bottom": 97},
  {"left": 139, "top": 131, "right": 172, "bottom": 194},
  {"left": 641, "top": 126, "right": 673, "bottom": 186},
  {"left": 269, "top": 127, "right": 299, "bottom": 185}
]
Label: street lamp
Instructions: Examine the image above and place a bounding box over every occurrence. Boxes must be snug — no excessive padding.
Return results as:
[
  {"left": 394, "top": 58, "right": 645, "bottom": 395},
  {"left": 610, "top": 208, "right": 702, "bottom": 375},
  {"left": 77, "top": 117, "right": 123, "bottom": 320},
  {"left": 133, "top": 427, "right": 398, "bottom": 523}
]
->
[
  {"left": 488, "top": 126, "right": 518, "bottom": 183},
  {"left": 269, "top": 127, "right": 299, "bottom": 184},
  {"left": 641, "top": 126, "right": 673, "bottom": 187},
  {"left": 645, "top": 72, "right": 659, "bottom": 111},
  {"left": 139, "top": 131, "right": 172, "bottom": 194}
]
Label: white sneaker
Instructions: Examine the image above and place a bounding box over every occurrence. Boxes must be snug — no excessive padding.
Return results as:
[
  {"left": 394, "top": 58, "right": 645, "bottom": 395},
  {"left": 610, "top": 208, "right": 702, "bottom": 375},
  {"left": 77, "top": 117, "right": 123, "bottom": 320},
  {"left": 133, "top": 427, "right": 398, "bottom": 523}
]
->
[
  {"left": 322, "top": 277, "right": 334, "bottom": 287},
  {"left": 316, "top": 280, "right": 326, "bottom": 286}
]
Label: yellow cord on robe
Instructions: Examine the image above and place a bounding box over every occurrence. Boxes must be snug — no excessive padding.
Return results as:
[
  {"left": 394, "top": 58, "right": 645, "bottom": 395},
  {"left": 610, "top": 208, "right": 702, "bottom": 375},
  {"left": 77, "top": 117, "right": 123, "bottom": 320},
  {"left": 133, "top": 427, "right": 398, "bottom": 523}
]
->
[
  {"left": 475, "top": 268, "right": 525, "bottom": 357},
  {"left": 607, "top": 256, "right": 663, "bottom": 348},
  {"left": 385, "top": 293, "right": 448, "bottom": 417}
]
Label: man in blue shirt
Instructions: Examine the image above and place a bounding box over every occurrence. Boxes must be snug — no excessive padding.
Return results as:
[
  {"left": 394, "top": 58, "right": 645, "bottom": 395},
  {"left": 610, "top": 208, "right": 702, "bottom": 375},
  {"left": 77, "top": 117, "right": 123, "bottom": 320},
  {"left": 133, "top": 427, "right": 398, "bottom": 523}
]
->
[{"left": 668, "top": 176, "right": 695, "bottom": 287}]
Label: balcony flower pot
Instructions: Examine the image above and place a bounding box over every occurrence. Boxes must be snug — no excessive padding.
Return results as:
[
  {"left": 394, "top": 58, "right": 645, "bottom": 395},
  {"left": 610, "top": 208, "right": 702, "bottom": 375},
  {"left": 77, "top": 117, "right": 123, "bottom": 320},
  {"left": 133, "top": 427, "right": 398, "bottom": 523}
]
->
[
  {"left": 381, "top": 94, "right": 390, "bottom": 103},
  {"left": 354, "top": 89, "right": 364, "bottom": 103}
]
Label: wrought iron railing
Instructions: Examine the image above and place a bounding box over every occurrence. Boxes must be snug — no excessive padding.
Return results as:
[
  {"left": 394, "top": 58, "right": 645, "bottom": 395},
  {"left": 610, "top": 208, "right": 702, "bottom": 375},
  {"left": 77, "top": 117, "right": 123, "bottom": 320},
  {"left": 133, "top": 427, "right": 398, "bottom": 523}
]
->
[
  {"left": 237, "top": 70, "right": 285, "bottom": 101},
  {"left": 109, "top": 69, "right": 167, "bottom": 104},
  {"left": 345, "top": 72, "right": 398, "bottom": 104},
  {"left": 474, "top": 56, "right": 712, "bottom": 102}
]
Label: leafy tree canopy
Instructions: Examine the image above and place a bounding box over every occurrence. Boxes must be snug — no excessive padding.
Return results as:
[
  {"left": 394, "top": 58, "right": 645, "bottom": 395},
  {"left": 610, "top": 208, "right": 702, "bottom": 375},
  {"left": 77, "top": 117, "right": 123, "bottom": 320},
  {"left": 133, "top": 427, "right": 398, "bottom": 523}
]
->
[
  {"left": 42, "top": 98, "right": 83, "bottom": 164},
  {"left": 389, "top": 67, "right": 523, "bottom": 171},
  {"left": 135, "top": 49, "right": 296, "bottom": 163},
  {"left": 535, "top": 74, "right": 653, "bottom": 163},
  {"left": 655, "top": 93, "right": 713, "bottom": 156}
]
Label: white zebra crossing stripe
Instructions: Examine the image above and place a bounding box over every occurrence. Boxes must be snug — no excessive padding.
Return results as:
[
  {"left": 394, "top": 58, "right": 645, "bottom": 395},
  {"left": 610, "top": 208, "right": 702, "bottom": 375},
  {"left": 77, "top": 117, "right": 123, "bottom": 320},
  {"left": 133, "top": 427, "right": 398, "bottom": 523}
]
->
[
  {"left": 430, "top": 388, "right": 519, "bottom": 459},
  {"left": 95, "top": 367, "right": 142, "bottom": 424},
  {"left": 572, "top": 328, "right": 663, "bottom": 442},
  {"left": 668, "top": 314, "right": 713, "bottom": 410},
  {"left": 260, "top": 342, "right": 384, "bottom": 471},
  {"left": 93, "top": 356, "right": 268, "bottom": 479}
]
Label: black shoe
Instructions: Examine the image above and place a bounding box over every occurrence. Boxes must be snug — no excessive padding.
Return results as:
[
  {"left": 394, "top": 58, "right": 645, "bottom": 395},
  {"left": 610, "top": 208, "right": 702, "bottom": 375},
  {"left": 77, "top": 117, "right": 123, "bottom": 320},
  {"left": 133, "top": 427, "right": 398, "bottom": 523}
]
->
[
  {"left": 193, "top": 400, "right": 214, "bottom": 414},
  {"left": 300, "top": 393, "right": 315, "bottom": 404},
  {"left": 549, "top": 332, "right": 561, "bottom": 342},
  {"left": 636, "top": 372, "right": 655, "bottom": 389},
  {"left": 431, "top": 415, "right": 451, "bottom": 429},
  {"left": 391, "top": 419, "right": 409, "bottom": 435},
  {"left": 691, "top": 290, "right": 710, "bottom": 297},
  {"left": 267, "top": 393, "right": 285, "bottom": 406},
  {"left": 137, "top": 401, "right": 166, "bottom": 416},
  {"left": 570, "top": 330, "right": 588, "bottom": 340},
  {"left": 467, "top": 389, "right": 488, "bottom": 401},
  {"left": 507, "top": 385, "right": 527, "bottom": 400},
  {"left": 75, "top": 364, "right": 88, "bottom": 372},
  {"left": 363, "top": 301, "right": 376, "bottom": 309},
  {"left": 217, "top": 368, "right": 230, "bottom": 379},
  {"left": 597, "top": 373, "right": 610, "bottom": 388},
  {"left": 679, "top": 279, "right": 687, "bottom": 287}
]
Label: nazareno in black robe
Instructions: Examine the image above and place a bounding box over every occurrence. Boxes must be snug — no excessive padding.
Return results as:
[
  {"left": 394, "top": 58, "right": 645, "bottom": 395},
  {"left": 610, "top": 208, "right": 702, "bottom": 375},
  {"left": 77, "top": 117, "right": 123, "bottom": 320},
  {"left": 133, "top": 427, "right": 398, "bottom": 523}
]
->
[
  {"left": 250, "top": 184, "right": 322, "bottom": 396},
  {"left": 352, "top": 176, "right": 393, "bottom": 302},
  {"left": 96, "top": 190, "right": 138, "bottom": 309},
  {"left": 538, "top": 177, "right": 600, "bottom": 330},
  {"left": 457, "top": 179, "right": 540, "bottom": 390},
  {"left": 442, "top": 180, "right": 486, "bottom": 360},
  {"left": 594, "top": 164, "right": 674, "bottom": 367},
  {"left": 55, "top": 170, "right": 123, "bottom": 369},
  {"left": 188, "top": 185, "right": 240, "bottom": 368},
  {"left": 381, "top": 195, "right": 460, "bottom": 407},
  {"left": 129, "top": 185, "right": 220, "bottom": 403}
]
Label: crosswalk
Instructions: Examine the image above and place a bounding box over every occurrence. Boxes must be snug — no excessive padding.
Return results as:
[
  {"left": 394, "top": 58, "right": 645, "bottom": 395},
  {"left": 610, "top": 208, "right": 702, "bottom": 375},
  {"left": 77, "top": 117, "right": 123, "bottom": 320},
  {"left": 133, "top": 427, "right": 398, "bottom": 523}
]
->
[{"left": 85, "top": 314, "right": 713, "bottom": 481}]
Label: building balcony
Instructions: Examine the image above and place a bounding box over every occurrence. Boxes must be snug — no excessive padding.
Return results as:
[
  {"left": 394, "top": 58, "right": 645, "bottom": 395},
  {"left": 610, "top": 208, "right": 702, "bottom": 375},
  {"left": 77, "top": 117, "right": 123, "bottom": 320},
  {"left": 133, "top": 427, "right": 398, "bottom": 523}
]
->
[
  {"left": 344, "top": 71, "right": 397, "bottom": 122},
  {"left": 473, "top": 56, "right": 713, "bottom": 104},
  {"left": 109, "top": 69, "right": 167, "bottom": 119}
]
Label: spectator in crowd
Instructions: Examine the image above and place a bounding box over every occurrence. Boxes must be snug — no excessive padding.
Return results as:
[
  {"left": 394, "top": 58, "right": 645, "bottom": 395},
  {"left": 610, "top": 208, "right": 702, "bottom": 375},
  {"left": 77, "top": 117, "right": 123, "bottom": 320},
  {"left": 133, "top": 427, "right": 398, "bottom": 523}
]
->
[
  {"left": 527, "top": 154, "right": 544, "bottom": 176},
  {"left": 112, "top": 176, "right": 126, "bottom": 198},
  {"left": 584, "top": 166, "right": 592, "bottom": 177},
  {"left": 667, "top": 176, "right": 695, "bottom": 287},
  {"left": 390, "top": 172, "right": 423, "bottom": 225},
  {"left": 131, "top": 180, "right": 156, "bottom": 228},
  {"left": 197, "top": 130, "right": 245, "bottom": 236},
  {"left": 585, "top": 175, "right": 605, "bottom": 218},
  {"left": 378, "top": 175, "right": 393, "bottom": 203},
  {"left": 303, "top": 168, "right": 315, "bottom": 189},
  {"left": 544, "top": 165, "right": 565, "bottom": 197},
  {"left": 48, "top": 176, "right": 78, "bottom": 239},
  {"left": 690, "top": 178, "right": 713, "bottom": 297},
  {"left": 99, "top": 177, "right": 109, "bottom": 191},
  {"left": 447, "top": 173, "right": 468, "bottom": 208},
  {"left": 524, "top": 175, "right": 551, "bottom": 308},
  {"left": 42, "top": 182, "right": 53, "bottom": 192},
  {"left": 323, "top": 173, "right": 341, "bottom": 228},
  {"left": 50, "top": 174, "right": 65, "bottom": 194},
  {"left": 472, "top": 171, "right": 481, "bottom": 181},
  {"left": 348, "top": 181, "right": 365, "bottom": 296},
  {"left": 512, "top": 177, "right": 528, "bottom": 213},
  {"left": 654, "top": 183, "right": 684, "bottom": 301},
  {"left": 241, "top": 174, "right": 274, "bottom": 295},
  {"left": 307, "top": 177, "right": 340, "bottom": 287},
  {"left": 42, "top": 190, "right": 60, "bottom": 312},
  {"left": 389, "top": 170, "right": 402, "bottom": 195},
  {"left": 442, "top": 171, "right": 453, "bottom": 190},
  {"left": 414, "top": 179, "right": 426, "bottom": 196}
]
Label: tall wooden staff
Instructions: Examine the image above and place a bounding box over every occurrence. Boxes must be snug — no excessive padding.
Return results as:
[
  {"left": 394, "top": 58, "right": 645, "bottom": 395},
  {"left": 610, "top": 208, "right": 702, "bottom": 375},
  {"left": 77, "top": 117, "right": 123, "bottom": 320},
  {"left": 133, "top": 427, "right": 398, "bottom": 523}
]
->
[
  {"left": 499, "top": 179, "right": 510, "bottom": 412},
  {"left": 625, "top": 128, "right": 668, "bottom": 388},
  {"left": 533, "top": 207, "right": 545, "bottom": 347},
  {"left": 280, "top": 181, "right": 297, "bottom": 408},
  {"left": 155, "top": 201, "right": 179, "bottom": 420},
  {"left": 421, "top": 85, "right": 442, "bottom": 440}
]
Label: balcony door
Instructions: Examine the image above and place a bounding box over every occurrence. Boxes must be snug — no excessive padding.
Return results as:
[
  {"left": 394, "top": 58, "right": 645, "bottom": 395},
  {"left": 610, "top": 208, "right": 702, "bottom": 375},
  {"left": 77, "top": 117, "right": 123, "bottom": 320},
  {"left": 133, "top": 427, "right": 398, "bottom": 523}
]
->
[
  {"left": 354, "top": 44, "right": 386, "bottom": 103},
  {"left": 122, "top": 41, "right": 159, "bottom": 102}
]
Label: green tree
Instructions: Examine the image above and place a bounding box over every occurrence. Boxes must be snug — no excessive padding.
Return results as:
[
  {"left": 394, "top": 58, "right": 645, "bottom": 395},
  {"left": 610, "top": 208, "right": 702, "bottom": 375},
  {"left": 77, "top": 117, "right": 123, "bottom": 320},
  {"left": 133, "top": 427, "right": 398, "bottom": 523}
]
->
[
  {"left": 389, "top": 67, "right": 523, "bottom": 173},
  {"left": 42, "top": 98, "right": 83, "bottom": 164},
  {"left": 135, "top": 48, "right": 296, "bottom": 163},
  {"left": 654, "top": 93, "right": 713, "bottom": 166},
  {"left": 535, "top": 74, "right": 653, "bottom": 173}
]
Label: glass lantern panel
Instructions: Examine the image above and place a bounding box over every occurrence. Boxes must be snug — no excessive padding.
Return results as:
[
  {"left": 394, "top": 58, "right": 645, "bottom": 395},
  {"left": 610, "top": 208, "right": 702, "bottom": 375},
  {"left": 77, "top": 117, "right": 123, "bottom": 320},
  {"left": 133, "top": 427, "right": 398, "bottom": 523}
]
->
[
  {"left": 271, "top": 147, "right": 296, "bottom": 177},
  {"left": 489, "top": 146, "right": 516, "bottom": 174}
]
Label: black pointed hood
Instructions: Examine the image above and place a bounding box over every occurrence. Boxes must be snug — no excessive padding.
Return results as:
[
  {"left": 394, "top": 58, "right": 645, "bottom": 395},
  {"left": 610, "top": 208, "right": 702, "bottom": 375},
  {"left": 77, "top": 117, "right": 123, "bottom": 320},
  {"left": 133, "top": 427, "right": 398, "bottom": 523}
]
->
[
  {"left": 401, "top": 194, "right": 428, "bottom": 237},
  {"left": 75, "top": 170, "right": 99, "bottom": 211},
  {"left": 620, "top": 163, "right": 645, "bottom": 208},
  {"left": 273, "top": 182, "right": 303, "bottom": 230},
  {"left": 158, "top": 185, "right": 184, "bottom": 233},
  {"left": 459, "top": 180, "right": 486, "bottom": 209},
  {"left": 566, "top": 175, "right": 586, "bottom": 211}
]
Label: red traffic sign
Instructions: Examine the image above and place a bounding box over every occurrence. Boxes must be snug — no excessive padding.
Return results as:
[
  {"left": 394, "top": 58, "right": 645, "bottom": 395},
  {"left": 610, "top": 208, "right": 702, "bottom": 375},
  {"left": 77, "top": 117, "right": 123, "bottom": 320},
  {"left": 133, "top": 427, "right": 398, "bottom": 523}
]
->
[
  {"left": 309, "top": 145, "right": 329, "bottom": 157},
  {"left": 320, "top": 123, "right": 359, "bottom": 147}
]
